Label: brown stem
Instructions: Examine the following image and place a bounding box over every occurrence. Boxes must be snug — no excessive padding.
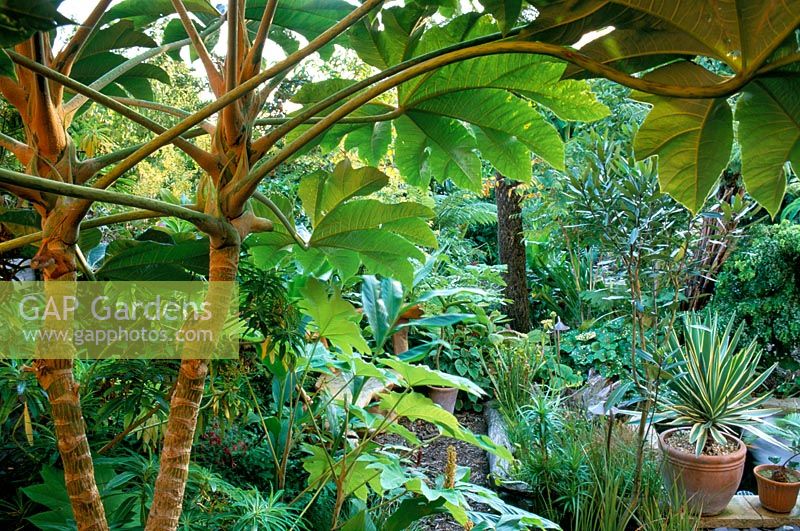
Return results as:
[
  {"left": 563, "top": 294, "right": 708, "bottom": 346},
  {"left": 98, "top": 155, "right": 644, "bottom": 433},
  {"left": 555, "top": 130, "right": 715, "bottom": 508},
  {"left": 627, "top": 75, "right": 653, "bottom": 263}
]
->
[
  {"left": 171, "top": 0, "right": 224, "bottom": 96},
  {"left": 221, "top": 0, "right": 244, "bottom": 145},
  {"left": 8, "top": 51, "right": 216, "bottom": 173},
  {"left": 241, "top": 0, "right": 277, "bottom": 81},
  {"left": 34, "top": 219, "right": 109, "bottom": 531},
  {"left": 52, "top": 0, "right": 113, "bottom": 96},
  {"left": 29, "top": 34, "right": 66, "bottom": 161},
  {"left": 145, "top": 241, "right": 240, "bottom": 531},
  {"left": 0, "top": 131, "right": 34, "bottom": 166}
]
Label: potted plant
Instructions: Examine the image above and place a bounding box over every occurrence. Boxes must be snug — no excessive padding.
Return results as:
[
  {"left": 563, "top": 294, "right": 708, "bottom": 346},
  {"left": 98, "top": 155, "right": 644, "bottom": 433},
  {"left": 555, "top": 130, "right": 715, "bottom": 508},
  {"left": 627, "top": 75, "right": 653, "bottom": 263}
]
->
[
  {"left": 755, "top": 413, "right": 800, "bottom": 513},
  {"left": 658, "top": 313, "right": 778, "bottom": 516}
]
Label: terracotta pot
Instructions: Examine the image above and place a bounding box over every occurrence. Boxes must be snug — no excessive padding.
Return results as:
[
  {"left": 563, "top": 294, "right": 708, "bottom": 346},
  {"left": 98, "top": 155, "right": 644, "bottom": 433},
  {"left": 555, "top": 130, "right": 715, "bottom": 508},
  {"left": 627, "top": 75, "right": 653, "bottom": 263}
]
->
[
  {"left": 659, "top": 428, "right": 746, "bottom": 516},
  {"left": 428, "top": 386, "right": 458, "bottom": 414},
  {"left": 755, "top": 464, "right": 800, "bottom": 513}
]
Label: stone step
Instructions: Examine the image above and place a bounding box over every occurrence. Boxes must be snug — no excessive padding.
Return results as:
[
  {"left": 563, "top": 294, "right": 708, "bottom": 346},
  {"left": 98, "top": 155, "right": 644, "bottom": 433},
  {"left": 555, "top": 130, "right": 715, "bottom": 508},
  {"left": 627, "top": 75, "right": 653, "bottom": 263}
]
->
[{"left": 701, "top": 495, "right": 800, "bottom": 530}]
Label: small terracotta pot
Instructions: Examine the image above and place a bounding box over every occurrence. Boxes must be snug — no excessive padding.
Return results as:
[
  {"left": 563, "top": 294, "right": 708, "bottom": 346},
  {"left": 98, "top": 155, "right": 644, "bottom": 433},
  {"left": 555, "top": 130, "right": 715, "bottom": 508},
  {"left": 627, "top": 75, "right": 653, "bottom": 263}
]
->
[
  {"left": 428, "top": 386, "right": 458, "bottom": 414},
  {"left": 659, "top": 428, "right": 746, "bottom": 516},
  {"left": 755, "top": 464, "right": 800, "bottom": 513}
]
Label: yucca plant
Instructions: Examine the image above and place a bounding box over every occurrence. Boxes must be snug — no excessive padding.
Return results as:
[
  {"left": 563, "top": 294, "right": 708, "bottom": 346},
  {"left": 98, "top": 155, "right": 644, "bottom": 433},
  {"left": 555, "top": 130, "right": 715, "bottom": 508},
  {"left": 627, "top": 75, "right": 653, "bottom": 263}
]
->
[{"left": 660, "top": 312, "right": 779, "bottom": 455}]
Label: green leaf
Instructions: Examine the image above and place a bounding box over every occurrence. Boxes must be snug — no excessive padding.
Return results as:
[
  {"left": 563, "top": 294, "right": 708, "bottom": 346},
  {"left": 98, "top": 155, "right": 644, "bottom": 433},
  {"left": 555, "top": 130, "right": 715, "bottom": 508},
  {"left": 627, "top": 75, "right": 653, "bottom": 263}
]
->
[
  {"left": 299, "top": 160, "right": 388, "bottom": 227},
  {"left": 381, "top": 358, "right": 485, "bottom": 395},
  {"left": 302, "top": 444, "right": 374, "bottom": 500},
  {"left": 404, "top": 313, "right": 473, "bottom": 328},
  {"left": 102, "top": 0, "right": 218, "bottom": 28},
  {"left": 311, "top": 200, "right": 435, "bottom": 242},
  {"left": 0, "top": 0, "right": 72, "bottom": 47},
  {"left": 246, "top": 0, "right": 354, "bottom": 45},
  {"left": 344, "top": 121, "right": 392, "bottom": 166},
  {"left": 521, "top": 79, "right": 611, "bottom": 122},
  {"left": 480, "top": 0, "right": 522, "bottom": 35},
  {"left": 401, "top": 53, "right": 564, "bottom": 107},
  {"left": 71, "top": 52, "right": 169, "bottom": 94},
  {"left": 0, "top": 49, "right": 15, "bottom": 80},
  {"left": 95, "top": 237, "right": 209, "bottom": 280},
  {"left": 525, "top": 1, "right": 800, "bottom": 75},
  {"left": 473, "top": 127, "right": 531, "bottom": 182},
  {"left": 161, "top": 16, "right": 219, "bottom": 62},
  {"left": 633, "top": 62, "right": 733, "bottom": 214},
  {"left": 291, "top": 78, "right": 355, "bottom": 104},
  {"left": 80, "top": 20, "right": 156, "bottom": 59},
  {"left": 383, "top": 497, "right": 448, "bottom": 531},
  {"left": 298, "top": 278, "right": 369, "bottom": 354},
  {"left": 315, "top": 230, "right": 425, "bottom": 286},
  {"left": 736, "top": 77, "right": 800, "bottom": 218},
  {"left": 395, "top": 112, "right": 482, "bottom": 192},
  {"left": 349, "top": 5, "right": 428, "bottom": 70},
  {"left": 361, "top": 275, "right": 404, "bottom": 351},
  {"left": 379, "top": 391, "right": 513, "bottom": 461},
  {"left": 617, "top": 0, "right": 800, "bottom": 73},
  {"left": 413, "top": 89, "right": 564, "bottom": 170}
]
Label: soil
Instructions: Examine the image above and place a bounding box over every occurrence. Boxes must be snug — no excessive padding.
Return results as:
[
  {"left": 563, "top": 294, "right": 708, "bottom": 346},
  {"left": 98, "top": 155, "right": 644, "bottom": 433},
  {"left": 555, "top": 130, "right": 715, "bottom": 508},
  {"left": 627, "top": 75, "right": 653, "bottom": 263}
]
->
[
  {"left": 379, "top": 409, "right": 491, "bottom": 530},
  {"left": 665, "top": 429, "right": 739, "bottom": 456},
  {"left": 761, "top": 466, "right": 800, "bottom": 483}
]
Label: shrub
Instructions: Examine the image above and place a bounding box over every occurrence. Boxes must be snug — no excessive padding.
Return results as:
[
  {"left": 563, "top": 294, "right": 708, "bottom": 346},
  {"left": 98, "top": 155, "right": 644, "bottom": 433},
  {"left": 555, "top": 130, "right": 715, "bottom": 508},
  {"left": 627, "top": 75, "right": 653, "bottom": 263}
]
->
[
  {"left": 560, "top": 319, "right": 632, "bottom": 378},
  {"left": 711, "top": 222, "right": 800, "bottom": 366}
]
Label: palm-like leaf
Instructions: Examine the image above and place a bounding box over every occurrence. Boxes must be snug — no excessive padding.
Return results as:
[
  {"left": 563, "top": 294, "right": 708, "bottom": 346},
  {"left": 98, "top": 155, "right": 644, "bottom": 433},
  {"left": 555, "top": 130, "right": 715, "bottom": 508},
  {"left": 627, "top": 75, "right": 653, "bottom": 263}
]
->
[{"left": 660, "top": 312, "right": 779, "bottom": 455}]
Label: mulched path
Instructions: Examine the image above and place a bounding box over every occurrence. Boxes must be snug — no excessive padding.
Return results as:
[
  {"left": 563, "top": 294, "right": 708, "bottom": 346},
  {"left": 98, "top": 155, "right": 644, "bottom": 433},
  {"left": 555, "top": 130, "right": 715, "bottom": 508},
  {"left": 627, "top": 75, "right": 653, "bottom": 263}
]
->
[{"left": 401, "top": 409, "right": 491, "bottom": 530}]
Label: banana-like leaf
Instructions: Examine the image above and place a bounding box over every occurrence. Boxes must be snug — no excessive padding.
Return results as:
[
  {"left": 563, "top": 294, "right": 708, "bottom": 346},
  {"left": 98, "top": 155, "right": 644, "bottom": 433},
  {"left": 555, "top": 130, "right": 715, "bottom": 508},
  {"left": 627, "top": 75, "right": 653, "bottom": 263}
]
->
[{"left": 101, "top": 0, "right": 219, "bottom": 28}]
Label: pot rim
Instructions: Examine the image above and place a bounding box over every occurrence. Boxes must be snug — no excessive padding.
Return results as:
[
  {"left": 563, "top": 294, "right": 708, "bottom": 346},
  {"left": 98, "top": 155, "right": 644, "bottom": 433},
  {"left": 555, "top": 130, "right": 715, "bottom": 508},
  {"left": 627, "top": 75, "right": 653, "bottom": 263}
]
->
[
  {"left": 427, "top": 385, "right": 458, "bottom": 392},
  {"left": 658, "top": 427, "right": 746, "bottom": 462},
  {"left": 754, "top": 464, "right": 800, "bottom": 487}
]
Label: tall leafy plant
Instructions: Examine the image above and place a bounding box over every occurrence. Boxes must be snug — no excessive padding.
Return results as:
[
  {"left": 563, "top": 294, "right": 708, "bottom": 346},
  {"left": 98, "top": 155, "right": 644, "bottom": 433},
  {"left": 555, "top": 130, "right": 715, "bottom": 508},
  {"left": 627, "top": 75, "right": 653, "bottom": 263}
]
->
[{"left": 660, "top": 312, "right": 778, "bottom": 455}]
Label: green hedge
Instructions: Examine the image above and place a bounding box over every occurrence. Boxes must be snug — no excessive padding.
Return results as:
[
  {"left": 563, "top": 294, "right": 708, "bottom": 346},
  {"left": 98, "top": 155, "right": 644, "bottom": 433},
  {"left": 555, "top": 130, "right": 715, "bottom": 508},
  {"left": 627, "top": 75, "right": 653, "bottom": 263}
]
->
[{"left": 711, "top": 221, "right": 800, "bottom": 366}]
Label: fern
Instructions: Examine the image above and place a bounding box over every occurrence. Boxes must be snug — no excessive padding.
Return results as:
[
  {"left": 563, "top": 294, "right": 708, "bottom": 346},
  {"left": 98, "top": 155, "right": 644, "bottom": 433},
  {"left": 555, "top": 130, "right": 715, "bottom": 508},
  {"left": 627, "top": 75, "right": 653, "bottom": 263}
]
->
[{"left": 434, "top": 191, "right": 497, "bottom": 231}]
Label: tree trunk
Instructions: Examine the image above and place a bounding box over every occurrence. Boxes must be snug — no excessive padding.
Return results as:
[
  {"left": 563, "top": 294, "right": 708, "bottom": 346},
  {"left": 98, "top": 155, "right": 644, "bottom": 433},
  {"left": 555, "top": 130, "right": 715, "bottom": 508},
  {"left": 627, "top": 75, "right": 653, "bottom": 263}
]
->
[
  {"left": 34, "top": 215, "right": 109, "bottom": 531},
  {"left": 145, "top": 243, "right": 239, "bottom": 531},
  {"left": 495, "top": 172, "right": 531, "bottom": 332}
]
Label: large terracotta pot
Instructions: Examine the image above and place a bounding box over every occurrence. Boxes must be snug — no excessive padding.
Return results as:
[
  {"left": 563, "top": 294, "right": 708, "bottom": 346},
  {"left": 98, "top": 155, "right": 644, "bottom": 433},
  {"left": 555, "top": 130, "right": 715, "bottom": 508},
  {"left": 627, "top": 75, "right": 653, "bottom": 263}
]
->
[
  {"left": 659, "top": 428, "right": 746, "bottom": 516},
  {"left": 755, "top": 464, "right": 800, "bottom": 513}
]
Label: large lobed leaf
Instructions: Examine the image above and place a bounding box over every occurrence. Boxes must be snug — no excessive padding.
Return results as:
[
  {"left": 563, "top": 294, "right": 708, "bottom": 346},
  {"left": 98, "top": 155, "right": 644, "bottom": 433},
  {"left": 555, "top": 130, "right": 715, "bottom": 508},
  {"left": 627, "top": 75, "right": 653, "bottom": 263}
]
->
[
  {"left": 298, "top": 277, "right": 370, "bottom": 354},
  {"left": 633, "top": 62, "right": 733, "bottom": 214},
  {"left": 737, "top": 77, "right": 800, "bottom": 217},
  {"left": 248, "top": 161, "right": 436, "bottom": 285}
]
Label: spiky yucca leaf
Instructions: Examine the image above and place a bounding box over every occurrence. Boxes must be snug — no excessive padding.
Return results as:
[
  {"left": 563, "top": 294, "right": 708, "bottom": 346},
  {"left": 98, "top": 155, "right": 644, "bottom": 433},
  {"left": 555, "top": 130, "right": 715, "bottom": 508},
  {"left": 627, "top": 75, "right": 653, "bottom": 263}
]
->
[{"left": 660, "top": 312, "right": 780, "bottom": 455}]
